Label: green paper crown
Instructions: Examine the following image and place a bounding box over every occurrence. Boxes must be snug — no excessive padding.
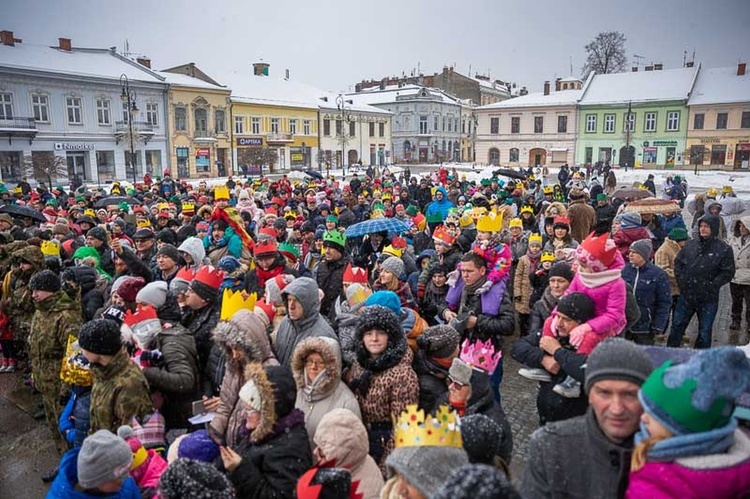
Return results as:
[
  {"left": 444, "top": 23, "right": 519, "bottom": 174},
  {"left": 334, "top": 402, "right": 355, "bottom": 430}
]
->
[{"left": 322, "top": 230, "right": 346, "bottom": 248}]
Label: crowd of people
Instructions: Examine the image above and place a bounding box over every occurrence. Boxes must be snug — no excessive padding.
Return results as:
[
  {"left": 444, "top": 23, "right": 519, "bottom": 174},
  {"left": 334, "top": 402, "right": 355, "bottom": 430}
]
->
[{"left": 0, "top": 164, "right": 748, "bottom": 498}]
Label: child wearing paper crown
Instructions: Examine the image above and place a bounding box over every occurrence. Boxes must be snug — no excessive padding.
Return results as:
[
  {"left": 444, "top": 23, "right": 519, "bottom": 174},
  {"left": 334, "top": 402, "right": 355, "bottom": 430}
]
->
[
  {"left": 543, "top": 231, "right": 627, "bottom": 398},
  {"left": 627, "top": 347, "right": 750, "bottom": 498},
  {"left": 454, "top": 212, "right": 512, "bottom": 295}
]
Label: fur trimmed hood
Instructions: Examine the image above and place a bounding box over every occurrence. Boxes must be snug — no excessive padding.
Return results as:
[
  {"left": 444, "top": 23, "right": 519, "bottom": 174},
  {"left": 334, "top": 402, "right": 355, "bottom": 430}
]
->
[
  {"left": 212, "top": 309, "right": 275, "bottom": 366},
  {"left": 241, "top": 363, "right": 297, "bottom": 442},
  {"left": 290, "top": 336, "right": 342, "bottom": 399}
]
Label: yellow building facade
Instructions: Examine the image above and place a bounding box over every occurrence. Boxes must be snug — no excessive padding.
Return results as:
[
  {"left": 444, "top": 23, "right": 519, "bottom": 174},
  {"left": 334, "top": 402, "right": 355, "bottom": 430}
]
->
[{"left": 160, "top": 65, "right": 232, "bottom": 179}]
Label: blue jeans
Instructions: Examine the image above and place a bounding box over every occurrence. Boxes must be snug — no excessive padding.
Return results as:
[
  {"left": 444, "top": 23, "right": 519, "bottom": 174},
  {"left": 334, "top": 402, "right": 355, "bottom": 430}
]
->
[
  {"left": 667, "top": 297, "right": 718, "bottom": 349},
  {"left": 490, "top": 355, "right": 504, "bottom": 403}
]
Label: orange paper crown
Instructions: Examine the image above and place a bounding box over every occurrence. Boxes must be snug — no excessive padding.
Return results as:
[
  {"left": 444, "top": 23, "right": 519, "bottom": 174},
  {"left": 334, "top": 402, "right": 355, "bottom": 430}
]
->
[
  {"left": 343, "top": 263, "right": 369, "bottom": 284},
  {"left": 123, "top": 304, "right": 159, "bottom": 328},
  {"left": 193, "top": 265, "right": 224, "bottom": 290},
  {"left": 174, "top": 266, "right": 197, "bottom": 282},
  {"left": 432, "top": 225, "right": 456, "bottom": 246}
]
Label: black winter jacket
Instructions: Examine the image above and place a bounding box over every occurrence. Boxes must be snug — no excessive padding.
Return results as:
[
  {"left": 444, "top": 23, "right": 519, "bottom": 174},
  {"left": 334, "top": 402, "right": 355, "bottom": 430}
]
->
[
  {"left": 313, "top": 254, "right": 351, "bottom": 319},
  {"left": 621, "top": 262, "right": 672, "bottom": 333}
]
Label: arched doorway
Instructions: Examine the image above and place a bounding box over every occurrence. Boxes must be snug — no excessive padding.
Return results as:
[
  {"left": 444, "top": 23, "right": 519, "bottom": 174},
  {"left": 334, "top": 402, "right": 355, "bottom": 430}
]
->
[
  {"left": 489, "top": 148, "right": 500, "bottom": 166},
  {"left": 403, "top": 140, "right": 412, "bottom": 161},
  {"left": 619, "top": 146, "right": 635, "bottom": 169},
  {"left": 529, "top": 148, "right": 546, "bottom": 166},
  {"left": 347, "top": 149, "right": 358, "bottom": 165}
]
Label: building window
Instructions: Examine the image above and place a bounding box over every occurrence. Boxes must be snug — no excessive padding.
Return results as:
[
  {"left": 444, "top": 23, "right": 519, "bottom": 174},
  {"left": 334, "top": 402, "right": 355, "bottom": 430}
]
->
[
  {"left": 0, "top": 93, "right": 13, "bottom": 119},
  {"left": 368, "top": 122, "right": 375, "bottom": 137},
  {"left": 379, "top": 122, "right": 385, "bottom": 137},
  {"left": 145, "top": 150, "right": 161, "bottom": 175},
  {"left": 146, "top": 103, "right": 158, "bottom": 127},
  {"left": 489, "top": 147, "right": 500, "bottom": 165},
  {"left": 215, "top": 110, "right": 226, "bottom": 133},
  {"left": 271, "top": 118, "right": 279, "bottom": 134},
  {"left": 511, "top": 116, "right": 520, "bottom": 134},
  {"left": 96, "top": 150, "right": 115, "bottom": 181},
  {"left": 289, "top": 119, "right": 297, "bottom": 135},
  {"left": 624, "top": 112, "right": 635, "bottom": 132},
  {"left": 349, "top": 121, "right": 355, "bottom": 137},
  {"left": 742, "top": 111, "right": 750, "bottom": 129},
  {"left": 96, "top": 98, "right": 110, "bottom": 125},
  {"left": 604, "top": 114, "right": 615, "bottom": 133},
  {"left": 335, "top": 119, "right": 342, "bottom": 136},
  {"left": 419, "top": 116, "right": 428, "bottom": 134},
  {"left": 558, "top": 115, "right": 568, "bottom": 133},
  {"left": 693, "top": 113, "right": 704, "bottom": 130},
  {"left": 174, "top": 107, "right": 186, "bottom": 131},
  {"left": 194, "top": 108, "right": 207, "bottom": 132},
  {"left": 176, "top": 147, "right": 189, "bottom": 177},
  {"left": 32, "top": 94, "right": 49, "bottom": 122},
  {"left": 251, "top": 117, "right": 260, "bottom": 134},
  {"left": 303, "top": 120, "right": 311, "bottom": 135},
  {"left": 586, "top": 114, "right": 597, "bottom": 132},
  {"left": 455, "top": 118, "right": 459, "bottom": 132},
  {"left": 435, "top": 116, "right": 440, "bottom": 131},
  {"left": 716, "top": 112, "right": 728, "bottom": 129},
  {"left": 490, "top": 117, "right": 499, "bottom": 134},
  {"left": 644, "top": 112, "right": 657, "bottom": 132},
  {"left": 666, "top": 111, "right": 680, "bottom": 131},
  {"left": 711, "top": 145, "right": 727, "bottom": 164},
  {"left": 122, "top": 102, "right": 130, "bottom": 124},
  {"left": 534, "top": 116, "right": 544, "bottom": 134},
  {"left": 234, "top": 116, "right": 244, "bottom": 134},
  {"left": 447, "top": 117, "right": 452, "bottom": 132},
  {"left": 323, "top": 119, "right": 330, "bottom": 136},
  {"left": 66, "top": 96, "right": 82, "bottom": 124},
  {"left": 509, "top": 148, "right": 519, "bottom": 162}
]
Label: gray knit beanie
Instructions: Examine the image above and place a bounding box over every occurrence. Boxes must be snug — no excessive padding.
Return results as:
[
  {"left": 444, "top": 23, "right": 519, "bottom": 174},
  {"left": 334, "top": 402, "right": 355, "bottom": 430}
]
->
[
  {"left": 136, "top": 281, "right": 169, "bottom": 309},
  {"left": 584, "top": 338, "right": 653, "bottom": 393},
  {"left": 629, "top": 238, "right": 652, "bottom": 262},
  {"left": 385, "top": 445, "right": 469, "bottom": 497},
  {"left": 77, "top": 430, "right": 132, "bottom": 490},
  {"left": 418, "top": 324, "right": 460, "bottom": 359},
  {"left": 380, "top": 255, "right": 405, "bottom": 278}
]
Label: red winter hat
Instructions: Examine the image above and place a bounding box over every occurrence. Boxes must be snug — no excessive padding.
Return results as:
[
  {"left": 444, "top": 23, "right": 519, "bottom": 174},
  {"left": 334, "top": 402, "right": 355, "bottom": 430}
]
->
[
  {"left": 254, "top": 299, "right": 275, "bottom": 326},
  {"left": 116, "top": 277, "right": 146, "bottom": 303},
  {"left": 576, "top": 232, "right": 618, "bottom": 272}
]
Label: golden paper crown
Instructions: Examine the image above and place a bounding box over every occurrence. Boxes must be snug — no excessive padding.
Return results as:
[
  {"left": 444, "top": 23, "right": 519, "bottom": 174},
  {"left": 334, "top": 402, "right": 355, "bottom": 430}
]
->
[
  {"left": 220, "top": 289, "right": 257, "bottom": 321},
  {"left": 181, "top": 202, "right": 195, "bottom": 213},
  {"left": 214, "top": 186, "right": 230, "bottom": 201},
  {"left": 83, "top": 209, "right": 96, "bottom": 218},
  {"left": 157, "top": 202, "right": 169, "bottom": 211},
  {"left": 136, "top": 219, "right": 152, "bottom": 229},
  {"left": 393, "top": 405, "right": 463, "bottom": 449},
  {"left": 41, "top": 240, "right": 60, "bottom": 257},
  {"left": 476, "top": 211, "right": 503, "bottom": 233}
]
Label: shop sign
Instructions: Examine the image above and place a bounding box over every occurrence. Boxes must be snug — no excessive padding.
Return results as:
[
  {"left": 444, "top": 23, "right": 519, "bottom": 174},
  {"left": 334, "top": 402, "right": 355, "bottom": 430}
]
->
[
  {"left": 291, "top": 153, "right": 304, "bottom": 162},
  {"left": 55, "top": 142, "right": 95, "bottom": 151},
  {"left": 652, "top": 140, "right": 677, "bottom": 147},
  {"left": 196, "top": 148, "right": 210, "bottom": 168},
  {"left": 237, "top": 137, "right": 263, "bottom": 147},
  {"left": 701, "top": 138, "right": 721, "bottom": 144}
]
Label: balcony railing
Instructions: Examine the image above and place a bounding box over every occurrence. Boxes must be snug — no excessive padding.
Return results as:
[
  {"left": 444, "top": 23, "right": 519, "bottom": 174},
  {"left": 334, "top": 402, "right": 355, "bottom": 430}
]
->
[
  {"left": 193, "top": 129, "right": 217, "bottom": 141},
  {"left": 0, "top": 117, "right": 38, "bottom": 131},
  {"left": 115, "top": 120, "right": 155, "bottom": 135},
  {"left": 266, "top": 132, "right": 294, "bottom": 143}
]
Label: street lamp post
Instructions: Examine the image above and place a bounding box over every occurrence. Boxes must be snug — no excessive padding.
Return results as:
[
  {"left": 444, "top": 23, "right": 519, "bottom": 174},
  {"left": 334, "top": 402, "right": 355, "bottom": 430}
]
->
[
  {"left": 120, "top": 74, "right": 139, "bottom": 186},
  {"left": 336, "top": 94, "right": 353, "bottom": 178}
]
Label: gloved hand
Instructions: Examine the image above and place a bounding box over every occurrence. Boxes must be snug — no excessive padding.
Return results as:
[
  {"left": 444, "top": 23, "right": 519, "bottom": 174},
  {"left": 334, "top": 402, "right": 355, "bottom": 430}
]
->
[
  {"left": 569, "top": 323, "right": 592, "bottom": 348},
  {"left": 476, "top": 280, "right": 494, "bottom": 295},
  {"left": 446, "top": 269, "right": 460, "bottom": 287},
  {"left": 140, "top": 349, "right": 163, "bottom": 364}
]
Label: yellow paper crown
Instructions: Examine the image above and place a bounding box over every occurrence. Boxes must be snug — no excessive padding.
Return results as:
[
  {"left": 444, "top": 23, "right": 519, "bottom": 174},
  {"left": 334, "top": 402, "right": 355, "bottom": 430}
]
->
[
  {"left": 528, "top": 233, "right": 543, "bottom": 246},
  {"left": 137, "top": 219, "right": 152, "bottom": 229},
  {"left": 181, "top": 202, "right": 195, "bottom": 213},
  {"left": 41, "top": 240, "right": 60, "bottom": 257},
  {"left": 476, "top": 212, "right": 503, "bottom": 233},
  {"left": 393, "top": 405, "right": 463, "bottom": 449},
  {"left": 157, "top": 202, "right": 169, "bottom": 211},
  {"left": 220, "top": 289, "right": 257, "bottom": 321},
  {"left": 83, "top": 209, "right": 96, "bottom": 218},
  {"left": 214, "top": 186, "right": 230, "bottom": 201}
]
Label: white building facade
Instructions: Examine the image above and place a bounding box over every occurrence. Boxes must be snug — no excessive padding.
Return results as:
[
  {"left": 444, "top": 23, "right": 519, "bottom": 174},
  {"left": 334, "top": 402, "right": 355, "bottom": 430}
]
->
[
  {"left": 318, "top": 100, "right": 392, "bottom": 168},
  {"left": 0, "top": 33, "right": 169, "bottom": 187}
]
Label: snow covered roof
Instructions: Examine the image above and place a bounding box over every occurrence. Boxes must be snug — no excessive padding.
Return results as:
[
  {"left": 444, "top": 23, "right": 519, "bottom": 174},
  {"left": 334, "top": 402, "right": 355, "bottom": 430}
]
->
[
  {"left": 688, "top": 66, "right": 750, "bottom": 106},
  {"left": 0, "top": 42, "right": 164, "bottom": 84},
  {"left": 559, "top": 76, "right": 582, "bottom": 83},
  {"left": 156, "top": 71, "right": 227, "bottom": 91},
  {"left": 477, "top": 88, "right": 583, "bottom": 110},
  {"left": 347, "top": 84, "right": 461, "bottom": 106},
  {"left": 579, "top": 67, "right": 698, "bottom": 106}
]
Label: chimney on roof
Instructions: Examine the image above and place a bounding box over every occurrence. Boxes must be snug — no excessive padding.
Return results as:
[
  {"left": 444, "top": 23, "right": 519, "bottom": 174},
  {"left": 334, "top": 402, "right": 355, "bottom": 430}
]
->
[
  {"left": 58, "top": 38, "right": 71, "bottom": 51},
  {"left": 252, "top": 61, "right": 269, "bottom": 76},
  {"left": 645, "top": 65, "right": 654, "bottom": 71},
  {"left": 543, "top": 81, "right": 550, "bottom": 96},
  {"left": 285, "top": 69, "right": 290, "bottom": 80},
  {"left": 738, "top": 63, "right": 746, "bottom": 76},
  {"left": 632, "top": 66, "right": 638, "bottom": 72},
  {"left": 520, "top": 86, "right": 528, "bottom": 96},
  {"left": 0, "top": 30, "right": 20, "bottom": 46},
  {"left": 654, "top": 63, "right": 663, "bottom": 70},
  {"left": 380, "top": 78, "right": 386, "bottom": 90},
  {"left": 685, "top": 61, "right": 694, "bottom": 68},
  {"left": 136, "top": 56, "right": 151, "bottom": 69},
  {"left": 555, "top": 78, "right": 562, "bottom": 91}
]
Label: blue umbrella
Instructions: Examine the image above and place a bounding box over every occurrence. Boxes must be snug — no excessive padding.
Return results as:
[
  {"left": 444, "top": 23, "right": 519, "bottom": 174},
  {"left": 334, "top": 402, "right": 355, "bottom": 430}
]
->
[
  {"left": 345, "top": 218, "right": 410, "bottom": 238},
  {"left": 304, "top": 169, "right": 323, "bottom": 180}
]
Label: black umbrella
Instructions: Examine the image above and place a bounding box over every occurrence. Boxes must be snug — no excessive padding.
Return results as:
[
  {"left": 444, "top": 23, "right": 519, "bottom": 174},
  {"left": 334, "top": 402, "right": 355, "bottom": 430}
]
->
[
  {"left": 93, "top": 196, "right": 142, "bottom": 208},
  {"left": 304, "top": 169, "right": 323, "bottom": 180},
  {"left": 492, "top": 168, "right": 527, "bottom": 180},
  {"left": 0, "top": 204, "right": 47, "bottom": 222}
]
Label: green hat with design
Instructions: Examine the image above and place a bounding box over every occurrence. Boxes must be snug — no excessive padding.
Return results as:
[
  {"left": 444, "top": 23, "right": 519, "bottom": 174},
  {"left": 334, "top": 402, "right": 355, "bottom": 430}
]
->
[{"left": 322, "top": 230, "right": 346, "bottom": 252}]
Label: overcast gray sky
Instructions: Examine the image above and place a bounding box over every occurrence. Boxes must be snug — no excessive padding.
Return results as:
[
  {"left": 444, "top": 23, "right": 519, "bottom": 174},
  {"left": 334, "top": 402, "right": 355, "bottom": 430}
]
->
[{"left": 4, "top": 0, "right": 749, "bottom": 93}]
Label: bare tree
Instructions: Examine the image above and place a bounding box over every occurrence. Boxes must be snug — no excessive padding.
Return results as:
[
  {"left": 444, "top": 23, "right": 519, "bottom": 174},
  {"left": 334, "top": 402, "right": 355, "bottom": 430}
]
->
[
  {"left": 244, "top": 148, "right": 278, "bottom": 173},
  {"left": 23, "top": 153, "right": 68, "bottom": 191},
  {"left": 582, "top": 31, "right": 628, "bottom": 78}
]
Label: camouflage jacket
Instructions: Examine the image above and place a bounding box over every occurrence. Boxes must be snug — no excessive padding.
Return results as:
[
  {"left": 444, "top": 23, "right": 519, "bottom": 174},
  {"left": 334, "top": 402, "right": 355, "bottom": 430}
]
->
[
  {"left": 29, "top": 291, "right": 82, "bottom": 365},
  {"left": 89, "top": 348, "right": 153, "bottom": 434}
]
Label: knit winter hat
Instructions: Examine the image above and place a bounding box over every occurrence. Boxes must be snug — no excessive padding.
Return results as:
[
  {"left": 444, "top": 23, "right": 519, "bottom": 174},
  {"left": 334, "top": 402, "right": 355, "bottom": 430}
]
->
[
  {"left": 158, "top": 458, "right": 235, "bottom": 499},
  {"left": 53, "top": 223, "right": 69, "bottom": 235},
  {"left": 557, "top": 292, "right": 596, "bottom": 324},
  {"left": 576, "top": 232, "right": 618, "bottom": 273},
  {"left": 78, "top": 319, "right": 122, "bottom": 355},
  {"left": 615, "top": 210, "right": 642, "bottom": 230},
  {"left": 639, "top": 347, "right": 750, "bottom": 435},
  {"left": 355, "top": 305, "right": 402, "bottom": 344},
  {"left": 176, "top": 429, "right": 220, "bottom": 463},
  {"left": 364, "top": 290, "right": 402, "bottom": 317},
  {"left": 296, "top": 466, "right": 352, "bottom": 499},
  {"left": 117, "top": 276, "right": 146, "bottom": 303},
  {"left": 136, "top": 281, "right": 169, "bottom": 309},
  {"left": 386, "top": 445, "right": 469, "bottom": 497},
  {"left": 156, "top": 243, "right": 181, "bottom": 264},
  {"left": 265, "top": 274, "right": 296, "bottom": 305},
  {"left": 217, "top": 255, "right": 241, "bottom": 274},
  {"left": 548, "top": 261, "right": 574, "bottom": 282},
  {"left": 584, "top": 338, "right": 653, "bottom": 393},
  {"left": 101, "top": 305, "right": 126, "bottom": 326},
  {"left": 116, "top": 425, "right": 149, "bottom": 471},
  {"left": 459, "top": 414, "right": 504, "bottom": 465},
  {"left": 629, "top": 238, "right": 652, "bottom": 262},
  {"left": 345, "top": 282, "right": 371, "bottom": 310},
  {"left": 596, "top": 194, "right": 608, "bottom": 202},
  {"left": 432, "top": 464, "right": 521, "bottom": 499},
  {"left": 87, "top": 227, "right": 108, "bottom": 242},
  {"left": 77, "top": 430, "right": 133, "bottom": 490},
  {"left": 28, "top": 269, "right": 61, "bottom": 293},
  {"left": 417, "top": 324, "right": 460, "bottom": 359},
  {"left": 668, "top": 227, "right": 689, "bottom": 241},
  {"left": 380, "top": 255, "right": 405, "bottom": 278}
]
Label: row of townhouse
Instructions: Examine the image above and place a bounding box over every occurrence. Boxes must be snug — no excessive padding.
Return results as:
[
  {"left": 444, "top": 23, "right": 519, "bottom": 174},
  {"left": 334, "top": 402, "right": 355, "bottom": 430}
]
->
[
  {"left": 475, "top": 63, "right": 750, "bottom": 170},
  {"left": 0, "top": 31, "right": 392, "bottom": 186}
]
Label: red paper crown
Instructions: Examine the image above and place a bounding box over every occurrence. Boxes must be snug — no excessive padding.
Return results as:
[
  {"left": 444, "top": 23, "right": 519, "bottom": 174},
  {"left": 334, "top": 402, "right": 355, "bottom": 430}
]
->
[
  {"left": 259, "top": 227, "right": 277, "bottom": 239},
  {"left": 459, "top": 338, "right": 501, "bottom": 374},
  {"left": 391, "top": 235, "right": 407, "bottom": 249},
  {"left": 124, "top": 304, "right": 159, "bottom": 328},
  {"left": 581, "top": 231, "right": 617, "bottom": 267},
  {"left": 254, "top": 238, "right": 278, "bottom": 256},
  {"left": 174, "top": 266, "right": 197, "bottom": 282},
  {"left": 553, "top": 216, "right": 570, "bottom": 227},
  {"left": 432, "top": 224, "right": 456, "bottom": 246},
  {"left": 343, "top": 263, "right": 369, "bottom": 284},
  {"left": 193, "top": 265, "right": 225, "bottom": 290}
]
